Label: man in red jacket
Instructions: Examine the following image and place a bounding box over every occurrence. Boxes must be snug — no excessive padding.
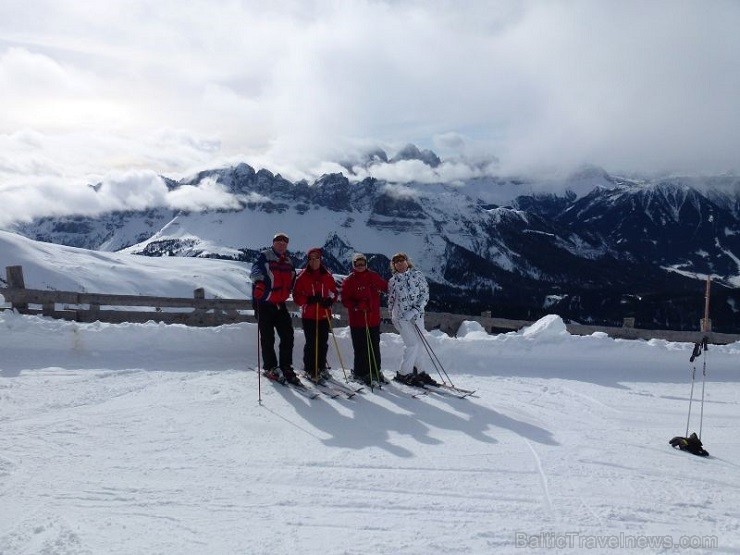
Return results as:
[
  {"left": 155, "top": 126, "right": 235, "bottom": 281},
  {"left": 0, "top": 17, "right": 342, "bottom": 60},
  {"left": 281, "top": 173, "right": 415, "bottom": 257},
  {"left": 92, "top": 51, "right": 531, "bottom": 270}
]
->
[
  {"left": 250, "top": 232, "right": 299, "bottom": 385},
  {"left": 340, "top": 253, "right": 388, "bottom": 385},
  {"left": 293, "top": 247, "right": 338, "bottom": 381}
]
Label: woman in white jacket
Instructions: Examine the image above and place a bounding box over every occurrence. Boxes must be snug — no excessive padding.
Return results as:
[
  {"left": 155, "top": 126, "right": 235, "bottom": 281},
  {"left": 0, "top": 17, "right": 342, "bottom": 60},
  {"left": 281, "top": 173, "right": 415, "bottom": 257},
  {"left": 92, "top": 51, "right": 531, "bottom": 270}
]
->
[{"left": 387, "top": 252, "right": 439, "bottom": 387}]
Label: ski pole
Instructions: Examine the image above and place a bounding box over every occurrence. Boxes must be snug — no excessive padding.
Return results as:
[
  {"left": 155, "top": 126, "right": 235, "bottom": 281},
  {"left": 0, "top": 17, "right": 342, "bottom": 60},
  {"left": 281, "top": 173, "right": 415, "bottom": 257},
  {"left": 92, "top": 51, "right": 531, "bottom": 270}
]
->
[
  {"left": 413, "top": 322, "right": 445, "bottom": 383},
  {"left": 326, "top": 310, "right": 349, "bottom": 382},
  {"left": 364, "top": 310, "right": 380, "bottom": 387},
  {"left": 686, "top": 340, "right": 701, "bottom": 437},
  {"left": 413, "top": 321, "right": 454, "bottom": 386},
  {"left": 314, "top": 303, "right": 320, "bottom": 381},
  {"left": 256, "top": 306, "right": 262, "bottom": 405},
  {"left": 699, "top": 336, "right": 708, "bottom": 440},
  {"left": 698, "top": 277, "right": 711, "bottom": 439}
]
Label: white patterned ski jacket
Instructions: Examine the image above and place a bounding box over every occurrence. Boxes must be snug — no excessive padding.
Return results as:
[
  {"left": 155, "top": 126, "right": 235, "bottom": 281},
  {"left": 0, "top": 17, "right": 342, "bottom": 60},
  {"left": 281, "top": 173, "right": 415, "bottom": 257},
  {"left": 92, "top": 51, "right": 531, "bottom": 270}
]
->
[{"left": 388, "top": 267, "right": 429, "bottom": 322}]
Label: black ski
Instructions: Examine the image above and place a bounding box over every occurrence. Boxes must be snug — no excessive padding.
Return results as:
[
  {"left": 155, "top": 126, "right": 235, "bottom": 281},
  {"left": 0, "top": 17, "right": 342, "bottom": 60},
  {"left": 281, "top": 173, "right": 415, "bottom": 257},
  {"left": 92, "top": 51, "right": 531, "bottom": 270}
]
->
[
  {"left": 302, "top": 374, "right": 346, "bottom": 399},
  {"left": 391, "top": 379, "right": 470, "bottom": 399},
  {"left": 253, "top": 367, "right": 320, "bottom": 399},
  {"left": 267, "top": 373, "right": 320, "bottom": 399},
  {"left": 426, "top": 383, "right": 476, "bottom": 398},
  {"left": 384, "top": 380, "right": 429, "bottom": 398},
  {"left": 322, "top": 376, "right": 362, "bottom": 396}
]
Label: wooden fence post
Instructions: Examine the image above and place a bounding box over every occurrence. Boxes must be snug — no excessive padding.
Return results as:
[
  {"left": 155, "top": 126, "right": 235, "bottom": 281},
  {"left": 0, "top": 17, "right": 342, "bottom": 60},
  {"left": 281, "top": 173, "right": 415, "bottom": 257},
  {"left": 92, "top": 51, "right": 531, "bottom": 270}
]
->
[
  {"left": 6, "top": 265, "right": 28, "bottom": 312},
  {"left": 6, "top": 266, "right": 25, "bottom": 288},
  {"left": 193, "top": 288, "right": 207, "bottom": 325}
]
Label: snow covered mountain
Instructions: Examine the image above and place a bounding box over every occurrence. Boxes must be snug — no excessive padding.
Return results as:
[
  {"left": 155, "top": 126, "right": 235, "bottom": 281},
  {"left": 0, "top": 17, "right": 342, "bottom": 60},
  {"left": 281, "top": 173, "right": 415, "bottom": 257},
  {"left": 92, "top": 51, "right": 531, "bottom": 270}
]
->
[{"left": 11, "top": 161, "right": 740, "bottom": 331}]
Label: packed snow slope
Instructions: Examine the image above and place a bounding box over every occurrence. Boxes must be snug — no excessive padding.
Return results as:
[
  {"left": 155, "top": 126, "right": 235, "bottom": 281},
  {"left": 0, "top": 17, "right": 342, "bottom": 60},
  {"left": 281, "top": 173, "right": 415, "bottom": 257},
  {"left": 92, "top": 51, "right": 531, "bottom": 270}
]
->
[
  {"left": 0, "top": 229, "right": 250, "bottom": 299},
  {"left": 1, "top": 312, "right": 739, "bottom": 554}
]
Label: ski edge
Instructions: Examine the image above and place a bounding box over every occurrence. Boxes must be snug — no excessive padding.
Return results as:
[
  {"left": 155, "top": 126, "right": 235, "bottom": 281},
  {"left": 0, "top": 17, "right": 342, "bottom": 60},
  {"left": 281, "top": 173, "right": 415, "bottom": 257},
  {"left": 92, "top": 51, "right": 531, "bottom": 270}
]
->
[{"left": 251, "top": 367, "right": 320, "bottom": 399}]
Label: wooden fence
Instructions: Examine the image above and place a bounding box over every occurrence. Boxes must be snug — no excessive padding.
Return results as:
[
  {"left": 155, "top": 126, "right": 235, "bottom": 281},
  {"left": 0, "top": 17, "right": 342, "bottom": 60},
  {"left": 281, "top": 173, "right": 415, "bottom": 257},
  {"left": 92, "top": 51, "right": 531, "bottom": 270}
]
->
[{"left": 2, "top": 265, "right": 739, "bottom": 344}]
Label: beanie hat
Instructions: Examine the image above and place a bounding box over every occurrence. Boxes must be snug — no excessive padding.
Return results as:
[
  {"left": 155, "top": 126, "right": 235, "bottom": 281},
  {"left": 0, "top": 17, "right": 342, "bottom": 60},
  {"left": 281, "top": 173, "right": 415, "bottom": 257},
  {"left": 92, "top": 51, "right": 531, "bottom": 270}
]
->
[
  {"left": 273, "top": 232, "right": 289, "bottom": 242},
  {"left": 352, "top": 253, "right": 367, "bottom": 263},
  {"left": 307, "top": 247, "right": 322, "bottom": 258}
]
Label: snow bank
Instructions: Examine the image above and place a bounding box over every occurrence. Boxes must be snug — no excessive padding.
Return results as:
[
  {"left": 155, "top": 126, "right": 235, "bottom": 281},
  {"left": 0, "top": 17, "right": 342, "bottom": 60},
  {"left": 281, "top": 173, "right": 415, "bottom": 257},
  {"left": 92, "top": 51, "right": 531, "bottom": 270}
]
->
[{"left": 520, "top": 314, "right": 568, "bottom": 339}]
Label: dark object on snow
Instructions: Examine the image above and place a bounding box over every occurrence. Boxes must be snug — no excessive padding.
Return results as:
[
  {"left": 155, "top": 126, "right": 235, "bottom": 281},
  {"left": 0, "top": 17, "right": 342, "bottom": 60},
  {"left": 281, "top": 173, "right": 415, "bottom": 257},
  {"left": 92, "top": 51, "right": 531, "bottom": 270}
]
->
[
  {"left": 669, "top": 432, "right": 709, "bottom": 457},
  {"left": 689, "top": 337, "right": 708, "bottom": 363}
]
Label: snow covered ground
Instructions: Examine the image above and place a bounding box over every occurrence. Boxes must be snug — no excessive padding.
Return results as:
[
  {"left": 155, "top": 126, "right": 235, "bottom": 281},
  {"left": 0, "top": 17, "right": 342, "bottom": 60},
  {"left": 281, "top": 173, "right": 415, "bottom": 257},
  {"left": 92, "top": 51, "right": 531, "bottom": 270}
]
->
[{"left": 1, "top": 312, "right": 738, "bottom": 554}]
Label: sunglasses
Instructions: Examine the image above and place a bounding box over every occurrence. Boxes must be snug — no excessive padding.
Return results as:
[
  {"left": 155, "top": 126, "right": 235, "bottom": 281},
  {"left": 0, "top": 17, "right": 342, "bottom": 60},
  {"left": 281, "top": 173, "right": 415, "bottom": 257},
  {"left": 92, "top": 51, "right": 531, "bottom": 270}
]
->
[
  {"left": 353, "top": 261, "right": 367, "bottom": 266},
  {"left": 308, "top": 255, "right": 321, "bottom": 260},
  {"left": 392, "top": 257, "right": 407, "bottom": 263},
  {"left": 274, "top": 236, "right": 289, "bottom": 243}
]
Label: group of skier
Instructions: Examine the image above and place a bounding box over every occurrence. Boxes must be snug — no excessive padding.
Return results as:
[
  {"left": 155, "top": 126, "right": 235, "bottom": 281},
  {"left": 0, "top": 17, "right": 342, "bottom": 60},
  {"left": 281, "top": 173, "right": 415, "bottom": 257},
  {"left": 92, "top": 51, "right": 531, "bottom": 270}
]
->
[{"left": 250, "top": 232, "right": 439, "bottom": 388}]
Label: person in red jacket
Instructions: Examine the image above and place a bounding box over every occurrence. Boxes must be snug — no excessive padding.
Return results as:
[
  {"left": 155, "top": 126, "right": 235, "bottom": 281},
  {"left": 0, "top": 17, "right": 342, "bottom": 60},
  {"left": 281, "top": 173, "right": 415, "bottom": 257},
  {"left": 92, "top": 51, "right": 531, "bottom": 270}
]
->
[
  {"left": 293, "top": 247, "right": 338, "bottom": 381},
  {"left": 250, "top": 232, "right": 299, "bottom": 385},
  {"left": 340, "top": 253, "right": 388, "bottom": 385}
]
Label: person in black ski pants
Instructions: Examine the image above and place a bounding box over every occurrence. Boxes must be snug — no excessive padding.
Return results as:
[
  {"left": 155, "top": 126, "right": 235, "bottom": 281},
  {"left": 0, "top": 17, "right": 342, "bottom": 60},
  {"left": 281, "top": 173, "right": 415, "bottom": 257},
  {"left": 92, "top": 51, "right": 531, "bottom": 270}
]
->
[{"left": 251, "top": 232, "right": 299, "bottom": 385}]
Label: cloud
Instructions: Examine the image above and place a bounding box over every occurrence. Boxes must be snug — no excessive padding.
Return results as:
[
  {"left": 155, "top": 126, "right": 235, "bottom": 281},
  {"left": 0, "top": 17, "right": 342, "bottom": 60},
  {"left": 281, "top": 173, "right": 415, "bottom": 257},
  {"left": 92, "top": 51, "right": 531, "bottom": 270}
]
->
[
  {"left": 380, "top": 182, "right": 420, "bottom": 200},
  {"left": 353, "top": 159, "right": 489, "bottom": 185},
  {"left": 167, "top": 177, "right": 243, "bottom": 211},
  {"left": 1, "top": 0, "right": 740, "bottom": 224},
  {"left": 97, "top": 171, "right": 169, "bottom": 211},
  {"left": 0, "top": 169, "right": 246, "bottom": 228}
]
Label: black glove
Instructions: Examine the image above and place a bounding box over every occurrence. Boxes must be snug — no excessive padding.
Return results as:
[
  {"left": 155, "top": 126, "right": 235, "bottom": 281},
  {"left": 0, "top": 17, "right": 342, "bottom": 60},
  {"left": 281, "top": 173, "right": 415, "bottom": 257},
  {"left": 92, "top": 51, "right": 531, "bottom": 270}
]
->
[
  {"left": 307, "top": 294, "right": 321, "bottom": 305},
  {"left": 320, "top": 298, "right": 333, "bottom": 308}
]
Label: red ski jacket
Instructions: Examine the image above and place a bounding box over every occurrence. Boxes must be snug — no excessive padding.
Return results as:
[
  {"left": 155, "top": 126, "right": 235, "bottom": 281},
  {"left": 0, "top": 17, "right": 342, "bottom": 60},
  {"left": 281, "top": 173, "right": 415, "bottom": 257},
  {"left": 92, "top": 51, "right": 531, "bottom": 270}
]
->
[
  {"left": 341, "top": 269, "right": 388, "bottom": 327},
  {"left": 293, "top": 265, "right": 339, "bottom": 320},
  {"left": 250, "top": 247, "right": 296, "bottom": 305}
]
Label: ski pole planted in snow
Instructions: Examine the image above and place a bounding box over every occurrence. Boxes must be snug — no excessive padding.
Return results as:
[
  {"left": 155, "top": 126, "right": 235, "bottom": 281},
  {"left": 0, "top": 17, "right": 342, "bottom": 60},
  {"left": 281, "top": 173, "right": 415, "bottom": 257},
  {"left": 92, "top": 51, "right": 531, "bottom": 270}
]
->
[
  {"left": 413, "top": 322, "right": 454, "bottom": 386},
  {"left": 257, "top": 308, "right": 262, "bottom": 405},
  {"left": 326, "top": 311, "right": 349, "bottom": 382},
  {"left": 669, "top": 276, "right": 711, "bottom": 457},
  {"left": 364, "top": 310, "right": 381, "bottom": 389}
]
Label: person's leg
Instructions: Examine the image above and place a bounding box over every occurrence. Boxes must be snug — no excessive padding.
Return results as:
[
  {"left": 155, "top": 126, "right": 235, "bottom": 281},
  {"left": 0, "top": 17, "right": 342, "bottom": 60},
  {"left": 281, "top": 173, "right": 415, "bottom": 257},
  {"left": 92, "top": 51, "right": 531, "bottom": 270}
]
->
[
  {"left": 368, "top": 325, "right": 382, "bottom": 375},
  {"left": 412, "top": 317, "right": 427, "bottom": 372},
  {"left": 317, "top": 319, "right": 330, "bottom": 371},
  {"left": 396, "top": 319, "right": 421, "bottom": 376},
  {"left": 275, "top": 306, "right": 294, "bottom": 371},
  {"left": 258, "top": 304, "right": 278, "bottom": 370},
  {"left": 350, "top": 326, "right": 369, "bottom": 378},
  {"left": 302, "top": 317, "right": 317, "bottom": 375},
  {"left": 410, "top": 317, "right": 438, "bottom": 385}
]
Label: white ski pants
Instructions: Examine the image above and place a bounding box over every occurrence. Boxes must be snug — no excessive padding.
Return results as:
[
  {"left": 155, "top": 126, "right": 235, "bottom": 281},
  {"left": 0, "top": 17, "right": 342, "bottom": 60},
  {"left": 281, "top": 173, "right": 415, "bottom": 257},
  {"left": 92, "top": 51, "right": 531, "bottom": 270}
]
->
[{"left": 393, "top": 316, "right": 427, "bottom": 376}]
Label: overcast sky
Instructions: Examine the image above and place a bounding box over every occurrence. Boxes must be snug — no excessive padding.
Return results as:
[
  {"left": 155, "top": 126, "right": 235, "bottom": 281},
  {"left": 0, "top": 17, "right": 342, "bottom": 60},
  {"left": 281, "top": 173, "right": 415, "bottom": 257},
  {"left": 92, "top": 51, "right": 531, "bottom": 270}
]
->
[{"left": 1, "top": 0, "right": 739, "bottom": 224}]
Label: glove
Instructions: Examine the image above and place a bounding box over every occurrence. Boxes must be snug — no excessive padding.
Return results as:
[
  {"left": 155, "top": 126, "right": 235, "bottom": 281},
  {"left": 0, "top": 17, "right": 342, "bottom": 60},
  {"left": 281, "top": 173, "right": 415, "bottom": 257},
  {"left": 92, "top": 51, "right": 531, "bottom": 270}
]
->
[
  {"left": 320, "top": 298, "right": 333, "bottom": 308},
  {"left": 307, "top": 294, "right": 321, "bottom": 305},
  {"left": 253, "top": 282, "right": 266, "bottom": 302},
  {"left": 403, "top": 308, "right": 419, "bottom": 321}
]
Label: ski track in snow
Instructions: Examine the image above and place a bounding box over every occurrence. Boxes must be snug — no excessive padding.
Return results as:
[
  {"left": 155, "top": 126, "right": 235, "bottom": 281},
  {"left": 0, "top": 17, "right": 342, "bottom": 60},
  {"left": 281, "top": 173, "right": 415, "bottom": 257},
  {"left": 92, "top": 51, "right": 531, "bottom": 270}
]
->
[{"left": 1, "top": 312, "right": 739, "bottom": 553}]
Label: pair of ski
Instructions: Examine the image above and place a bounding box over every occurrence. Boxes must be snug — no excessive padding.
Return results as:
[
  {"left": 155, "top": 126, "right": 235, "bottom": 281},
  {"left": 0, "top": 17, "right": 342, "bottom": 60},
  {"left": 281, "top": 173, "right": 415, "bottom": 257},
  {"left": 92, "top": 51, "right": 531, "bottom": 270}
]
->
[
  {"left": 257, "top": 367, "right": 474, "bottom": 400},
  {"left": 258, "top": 368, "right": 362, "bottom": 399},
  {"left": 306, "top": 374, "right": 363, "bottom": 399},
  {"left": 351, "top": 376, "right": 475, "bottom": 399},
  {"left": 401, "top": 381, "right": 476, "bottom": 399}
]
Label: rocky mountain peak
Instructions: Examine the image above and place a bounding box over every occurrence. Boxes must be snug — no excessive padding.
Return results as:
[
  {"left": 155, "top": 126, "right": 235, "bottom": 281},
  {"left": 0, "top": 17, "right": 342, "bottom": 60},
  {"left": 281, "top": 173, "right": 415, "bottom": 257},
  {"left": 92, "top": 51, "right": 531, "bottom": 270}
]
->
[{"left": 390, "top": 143, "right": 442, "bottom": 168}]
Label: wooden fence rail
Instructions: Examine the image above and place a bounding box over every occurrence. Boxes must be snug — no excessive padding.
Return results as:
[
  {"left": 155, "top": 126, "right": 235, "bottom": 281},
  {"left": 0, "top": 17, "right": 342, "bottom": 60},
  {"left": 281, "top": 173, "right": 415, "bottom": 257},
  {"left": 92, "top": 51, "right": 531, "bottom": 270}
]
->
[{"left": 2, "top": 265, "right": 739, "bottom": 344}]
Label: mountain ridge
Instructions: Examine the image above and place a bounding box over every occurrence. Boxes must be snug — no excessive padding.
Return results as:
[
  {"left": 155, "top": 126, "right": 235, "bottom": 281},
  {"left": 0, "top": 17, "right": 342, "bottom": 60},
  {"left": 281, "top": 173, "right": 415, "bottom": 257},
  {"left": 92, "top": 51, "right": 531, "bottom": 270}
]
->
[{"left": 10, "top": 161, "right": 740, "bottom": 331}]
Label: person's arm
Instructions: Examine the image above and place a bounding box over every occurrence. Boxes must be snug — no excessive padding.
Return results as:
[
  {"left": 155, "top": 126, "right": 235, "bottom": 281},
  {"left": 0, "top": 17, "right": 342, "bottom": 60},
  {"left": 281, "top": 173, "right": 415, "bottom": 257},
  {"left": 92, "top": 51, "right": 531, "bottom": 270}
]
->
[
  {"left": 292, "top": 271, "right": 309, "bottom": 306},
  {"left": 340, "top": 275, "right": 355, "bottom": 309},
  {"left": 416, "top": 271, "right": 429, "bottom": 311},
  {"left": 376, "top": 273, "right": 389, "bottom": 293},
  {"left": 250, "top": 252, "right": 266, "bottom": 283},
  {"left": 320, "top": 274, "right": 338, "bottom": 307},
  {"left": 250, "top": 252, "right": 267, "bottom": 302}
]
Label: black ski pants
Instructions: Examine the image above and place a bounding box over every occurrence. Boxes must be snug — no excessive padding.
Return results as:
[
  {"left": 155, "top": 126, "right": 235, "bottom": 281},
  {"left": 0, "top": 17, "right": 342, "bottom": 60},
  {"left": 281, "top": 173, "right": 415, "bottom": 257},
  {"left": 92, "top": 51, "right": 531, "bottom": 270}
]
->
[
  {"left": 350, "top": 325, "right": 381, "bottom": 378},
  {"left": 302, "top": 317, "right": 329, "bottom": 377},
  {"left": 257, "top": 302, "right": 294, "bottom": 370}
]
